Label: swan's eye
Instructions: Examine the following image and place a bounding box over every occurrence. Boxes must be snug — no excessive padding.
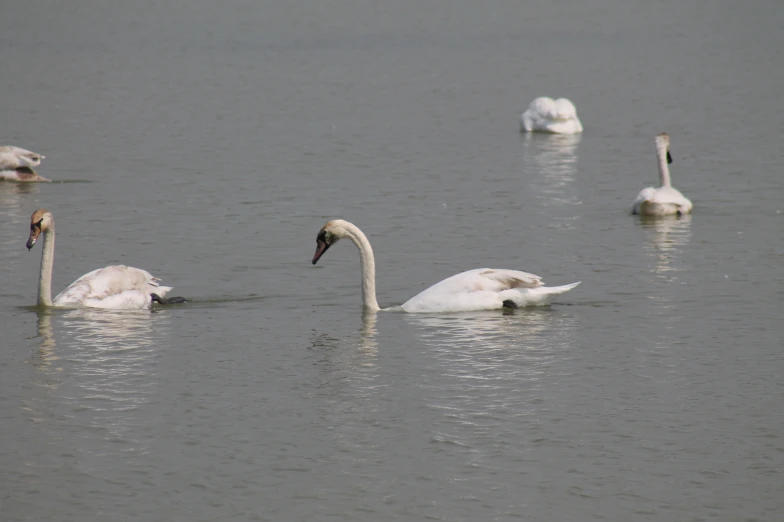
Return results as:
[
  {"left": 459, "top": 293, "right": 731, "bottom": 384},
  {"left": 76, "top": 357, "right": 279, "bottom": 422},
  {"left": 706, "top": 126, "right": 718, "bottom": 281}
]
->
[
  {"left": 317, "top": 230, "right": 329, "bottom": 244},
  {"left": 31, "top": 219, "right": 42, "bottom": 232}
]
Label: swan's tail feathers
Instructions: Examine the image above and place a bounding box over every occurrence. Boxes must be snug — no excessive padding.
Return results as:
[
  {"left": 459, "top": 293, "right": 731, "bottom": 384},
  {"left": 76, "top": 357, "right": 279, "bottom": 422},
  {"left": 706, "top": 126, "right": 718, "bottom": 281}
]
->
[
  {"left": 546, "top": 281, "right": 581, "bottom": 295},
  {"left": 500, "top": 281, "right": 580, "bottom": 308},
  {"left": 150, "top": 284, "right": 173, "bottom": 297}
]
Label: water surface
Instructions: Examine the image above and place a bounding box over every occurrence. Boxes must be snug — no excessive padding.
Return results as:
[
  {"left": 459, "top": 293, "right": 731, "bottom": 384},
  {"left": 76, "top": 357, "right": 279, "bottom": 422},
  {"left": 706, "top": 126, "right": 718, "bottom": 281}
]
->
[{"left": 2, "top": 1, "right": 782, "bottom": 520}]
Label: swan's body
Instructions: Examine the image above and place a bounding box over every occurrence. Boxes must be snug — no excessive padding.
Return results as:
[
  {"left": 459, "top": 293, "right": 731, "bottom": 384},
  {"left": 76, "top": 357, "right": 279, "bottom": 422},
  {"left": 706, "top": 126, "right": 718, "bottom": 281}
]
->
[
  {"left": 632, "top": 133, "right": 692, "bottom": 216},
  {"left": 521, "top": 97, "right": 583, "bottom": 134},
  {"left": 0, "top": 146, "right": 50, "bottom": 182},
  {"left": 312, "top": 219, "right": 580, "bottom": 313},
  {"left": 26, "top": 209, "right": 174, "bottom": 309}
]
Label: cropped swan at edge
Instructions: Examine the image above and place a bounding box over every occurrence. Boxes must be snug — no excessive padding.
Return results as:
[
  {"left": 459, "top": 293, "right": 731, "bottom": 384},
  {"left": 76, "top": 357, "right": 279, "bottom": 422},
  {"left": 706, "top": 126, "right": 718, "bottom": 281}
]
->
[
  {"left": 0, "top": 145, "right": 50, "bottom": 182},
  {"left": 632, "top": 133, "right": 693, "bottom": 216},
  {"left": 311, "top": 219, "right": 580, "bottom": 313},
  {"left": 520, "top": 97, "right": 583, "bottom": 134},
  {"left": 26, "top": 209, "right": 180, "bottom": 309}
]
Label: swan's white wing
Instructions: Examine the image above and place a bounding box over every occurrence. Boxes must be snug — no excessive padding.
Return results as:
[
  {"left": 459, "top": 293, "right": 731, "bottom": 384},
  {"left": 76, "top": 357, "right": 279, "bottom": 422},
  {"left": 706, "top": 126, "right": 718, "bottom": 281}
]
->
[
  {"left": 401, "top": 268, "right": 550, "bottom": 313},
  {"left": 0, "top": 152, "right": 25, "bottom": 170},
  {"left": 52, "top": 265, "right": 171, "bottom": 309},
  {"left": 521, "top": 97, "right": 554, "bottom": 132},
  {"left": 632, "top": 187, "right": 657, "bottom": 212}
]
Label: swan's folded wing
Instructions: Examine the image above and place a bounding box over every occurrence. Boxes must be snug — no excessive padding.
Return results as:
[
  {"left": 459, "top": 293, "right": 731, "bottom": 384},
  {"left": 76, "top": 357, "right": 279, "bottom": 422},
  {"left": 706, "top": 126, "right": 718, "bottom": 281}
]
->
[
  {"left": 53, "top": 265, "right": 166, "bottom": 307},
  {"left": 419, "top": 268, "right": 544, "bottom": 296},
  {"left": 476, "top": 269, "right": 544, "bottom": 290},
  {"left": 0, "top": 152, "right": 25, "bottom": 170}
]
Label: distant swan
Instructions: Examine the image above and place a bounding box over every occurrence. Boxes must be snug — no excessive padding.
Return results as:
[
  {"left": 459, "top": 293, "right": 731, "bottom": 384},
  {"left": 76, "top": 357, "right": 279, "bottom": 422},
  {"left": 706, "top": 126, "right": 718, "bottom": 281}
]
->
[
  {"left": 632, "top": 133, "right": 693, "bottom": 216},
  {"left": 0, "top": 146, "right": 50, "bottom": 182},
  {"left": 311, "top": 219, "right": 580, "bottom": 313},
  {"left": 521, "top": 97, "right": 583, "bottom": 134},
  {"left": 26, "top": 209, "right": 182, "bottom": 309}
]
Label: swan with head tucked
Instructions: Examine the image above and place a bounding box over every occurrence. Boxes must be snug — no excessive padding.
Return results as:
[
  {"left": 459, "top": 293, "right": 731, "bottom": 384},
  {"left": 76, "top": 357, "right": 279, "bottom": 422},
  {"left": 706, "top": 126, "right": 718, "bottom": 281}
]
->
[
  {"left": 311, "top": 219, "right": 580, "bottom": 313},
  {"left": 632, "top": 133, "right": 693, "bottom": 216},
  {"left": 520, "top": 97, "right": 583, "bottom": 134},
  {"left": 0, "top": 146, "right": 50, "bottom": 182},
  {"left": 26, "top": 209, "right": 179, "bottom": 309}
]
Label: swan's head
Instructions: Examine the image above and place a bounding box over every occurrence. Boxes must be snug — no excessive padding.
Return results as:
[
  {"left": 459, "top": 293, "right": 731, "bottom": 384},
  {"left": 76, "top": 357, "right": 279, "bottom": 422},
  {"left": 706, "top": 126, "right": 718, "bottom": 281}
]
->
[
  {"left": 23, "top": 153, "right": 44, "bottom": 167},
  {"left": 26, "top": 208, "right": 53, "bottom": 250},
  {"left": 312, "top": 219, "right": 351, "bottom": 264},
  {"left": 655, "top": 132, "right": 673, "bottom": 164}
]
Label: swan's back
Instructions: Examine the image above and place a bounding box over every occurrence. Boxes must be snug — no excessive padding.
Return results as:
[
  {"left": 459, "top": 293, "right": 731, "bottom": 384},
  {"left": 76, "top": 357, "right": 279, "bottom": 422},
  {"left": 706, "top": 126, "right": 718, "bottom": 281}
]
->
[
  {"left": 632, "top": 187, "right": 693, "bottom": 216},
  {"left": 521, "top": 97, "right": 583, "bottom": 134},
  {"left": 53, "top": 265, "right": 172, "bottom": 309}
]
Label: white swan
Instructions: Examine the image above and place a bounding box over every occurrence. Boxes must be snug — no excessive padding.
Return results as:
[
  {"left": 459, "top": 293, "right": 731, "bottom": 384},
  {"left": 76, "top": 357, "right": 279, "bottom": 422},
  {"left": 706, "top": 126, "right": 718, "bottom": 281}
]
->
[
  {"left": 632, "top": 133, "right": 693, "bottom": 216},
  {"left": 520, "top": 97, "right": 583, "bottom": 134},
  {"left": 26, "top": 209, "right": 181, "bottom": 309},
  {"left": 311, "top": 219, "right": 580, "bottom": 313},
  {"left": 0, "top": 146, "right": 50, "bottom": 182}
]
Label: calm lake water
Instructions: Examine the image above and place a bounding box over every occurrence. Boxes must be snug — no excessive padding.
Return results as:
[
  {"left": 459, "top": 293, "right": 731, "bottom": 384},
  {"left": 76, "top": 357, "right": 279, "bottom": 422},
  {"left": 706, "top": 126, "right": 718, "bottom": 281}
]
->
[{"left": 2, "top": 1, "right": 782, "bottom": 520}]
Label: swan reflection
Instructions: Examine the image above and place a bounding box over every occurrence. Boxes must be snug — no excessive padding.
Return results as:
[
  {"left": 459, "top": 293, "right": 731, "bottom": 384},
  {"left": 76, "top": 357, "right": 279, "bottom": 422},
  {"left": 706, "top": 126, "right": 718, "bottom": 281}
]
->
[
  {"left": 404, "top": 309, "right": 578, "bottom": 387},
  {"left": 310, "top": 310, "right": 379, "bottom": 370},
  {"left": 403, "top": 310, "right": 578, "bottom": 463},
  {"left": 637, "top": 214, "right": 692, "bottom": 281},
  {"left": 26, "top": 308, "right": 170, "bottom": 453},
  {"left": 521, "top": 133, "right": 582, "bottom": 214}
]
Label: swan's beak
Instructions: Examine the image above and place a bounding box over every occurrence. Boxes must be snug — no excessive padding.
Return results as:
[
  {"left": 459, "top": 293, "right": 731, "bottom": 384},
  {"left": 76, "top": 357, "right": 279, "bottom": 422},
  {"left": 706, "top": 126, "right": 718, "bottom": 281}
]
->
[
  {"left": 312, "top": 238, "right": 331, "bottom": 264},
  {"left": 667, "top": 151, "right": 673, "bottom": 164},
  {"left": 26, "top": 231, "right": 39, "bottom": 250}
]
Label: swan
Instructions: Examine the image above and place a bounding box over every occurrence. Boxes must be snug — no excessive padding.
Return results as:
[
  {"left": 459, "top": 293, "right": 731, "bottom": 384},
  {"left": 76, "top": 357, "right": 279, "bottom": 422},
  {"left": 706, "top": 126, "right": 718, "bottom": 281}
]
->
[
  {"left": 520, "top": 97, "right": 583, "bottom": 134},
  {"left": 0, "top": 145, "right": 50, "bottom": 182},
  {"left": 311, "top": 219, "right": 580, "bottom": 313},
  {"left": 632, "top": 133, "right": 693, "bottom": 216},
  {"left": 26, "top": 208, "right": 183, "bottom": 309}
]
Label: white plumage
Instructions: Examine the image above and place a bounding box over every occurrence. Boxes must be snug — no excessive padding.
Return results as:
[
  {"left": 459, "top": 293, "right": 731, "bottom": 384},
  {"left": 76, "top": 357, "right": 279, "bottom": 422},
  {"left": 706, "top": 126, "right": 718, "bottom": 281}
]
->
[
  {"left": 312, "top": 219, "right": 580, "bottom": 313},
  {"left": 0, "top": 146, "right": 50, "bottom": 182},
  {"left": 26, "top": 209, "right": 173, "bottom": 309},
  {"left": 399, "top": 268, "right": 580, "bottom": 313},
  {"left": 521, "top": 97, "right": 583, "bottom": 134},
  {"left": 632, "top": 133, "right": 693, "bottom": 216}
]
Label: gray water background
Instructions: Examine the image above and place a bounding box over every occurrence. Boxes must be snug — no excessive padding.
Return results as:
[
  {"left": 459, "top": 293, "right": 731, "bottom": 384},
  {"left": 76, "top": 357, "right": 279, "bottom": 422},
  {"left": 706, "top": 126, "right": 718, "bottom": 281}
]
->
[{"left": 1, "top": 1, "right": 782, "bottom": 520}]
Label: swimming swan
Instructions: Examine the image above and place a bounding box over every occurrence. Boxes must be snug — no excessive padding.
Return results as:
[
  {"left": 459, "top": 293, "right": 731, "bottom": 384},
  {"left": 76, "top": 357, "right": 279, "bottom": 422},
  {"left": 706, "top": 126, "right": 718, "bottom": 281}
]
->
[
  {"left": 311, "top": 219, "right": 580, "bottom": 313},
  {"left": 0, "top": 146, "right": 50, "bottom": 182},
  {"left": 520, "top": 97, "right": 583, "bottom": 134},
  {"left": 632, "top": 133, "right": 693, "bottom": 216},
  {"left": 26, "top": 209, "right": 181, "bottom": 309}
]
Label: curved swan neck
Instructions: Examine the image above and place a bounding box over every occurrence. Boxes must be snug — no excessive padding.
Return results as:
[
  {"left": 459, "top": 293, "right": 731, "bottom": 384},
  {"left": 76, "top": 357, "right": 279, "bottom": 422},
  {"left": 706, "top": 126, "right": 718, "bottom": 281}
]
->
[
  {"left": 657, "top": 146, "right": 672, "bottom": 187},
  {"left": 38, "top": 225, "right": 55, "bottom": 307},
  {"left": 343, "top": 222, "right": 381, "bottom": 312}
]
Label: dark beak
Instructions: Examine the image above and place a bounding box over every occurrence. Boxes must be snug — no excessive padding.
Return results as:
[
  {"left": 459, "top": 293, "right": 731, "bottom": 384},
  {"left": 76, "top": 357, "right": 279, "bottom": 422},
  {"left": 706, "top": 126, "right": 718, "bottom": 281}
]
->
[
  {"left": 312, "top": 239, "right": 330, "bottom": 265},
  {"left": 26, "top": 235, "right": 37, "bottom": 251},
  {"left": 667, "top": 151, "right": 673, "bottom": 164}
]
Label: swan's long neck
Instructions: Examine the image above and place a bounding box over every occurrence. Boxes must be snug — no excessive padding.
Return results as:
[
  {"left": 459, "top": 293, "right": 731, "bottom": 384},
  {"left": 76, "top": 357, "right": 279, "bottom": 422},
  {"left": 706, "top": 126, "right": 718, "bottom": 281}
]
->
[
  {"left": 37, "top": 226, "right": 55, "bottom": 307},
  {"left": 344, "top": 223, "right": 381, "bottom": 312},
  {"left": 657, "top": 146, "right": 672, "bottom": 187}
]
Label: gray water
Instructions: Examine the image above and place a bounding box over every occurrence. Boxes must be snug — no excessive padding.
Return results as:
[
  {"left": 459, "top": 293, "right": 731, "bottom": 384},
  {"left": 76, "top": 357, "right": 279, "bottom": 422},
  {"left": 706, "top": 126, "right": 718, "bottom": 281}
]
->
[{"left": 1, "top": 0, "right": 783, "bottom": 520}]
